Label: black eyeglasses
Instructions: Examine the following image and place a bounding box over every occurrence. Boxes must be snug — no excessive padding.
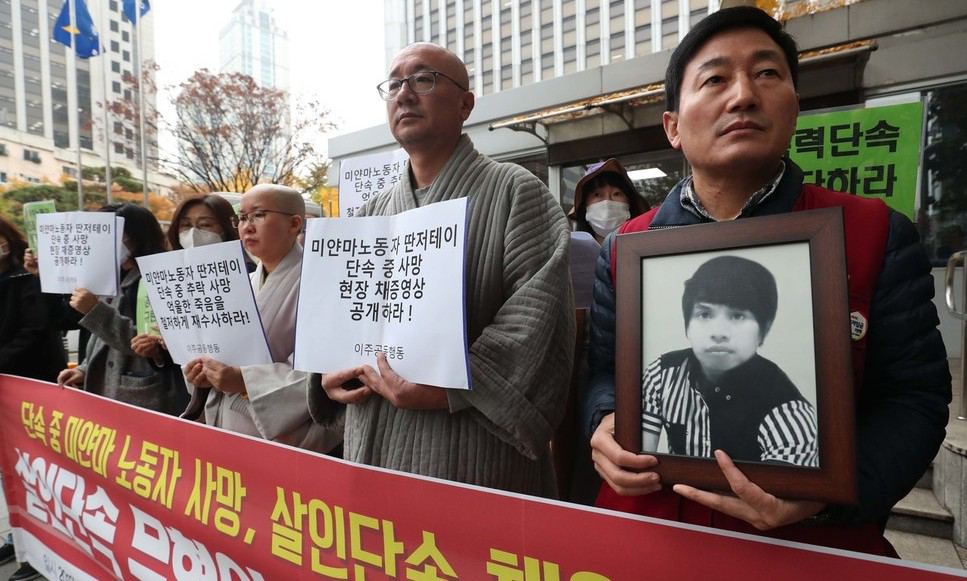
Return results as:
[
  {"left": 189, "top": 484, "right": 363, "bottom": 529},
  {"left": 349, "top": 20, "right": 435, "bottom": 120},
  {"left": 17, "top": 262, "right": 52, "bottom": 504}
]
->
[{"left": 376, "top": 70, "right": 468, "bottom": 101}]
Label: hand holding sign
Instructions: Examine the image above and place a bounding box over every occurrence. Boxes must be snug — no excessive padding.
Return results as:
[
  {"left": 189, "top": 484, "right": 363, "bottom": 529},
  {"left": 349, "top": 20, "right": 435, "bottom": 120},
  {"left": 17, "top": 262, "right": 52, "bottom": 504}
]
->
[
  {"left": 23, "top": 249, "right": 38, "bottom": 275},
  {"left": 131, "top": 334, "right": 164, "bottom": 360},
  {"left": 56, "top": 367, "right": 85, "bottom": 388},
  {"left": 358, "top": 352, "right": 448, "bottom": 410},
  {"left": 183, "top": 356, "right": 246, "bottom": 395},
  {"left": 69, "top": 287, "right": 99, "bottom": 314},
  {"left": 320, "top": 365, "right": 374, "bottom": 405}
]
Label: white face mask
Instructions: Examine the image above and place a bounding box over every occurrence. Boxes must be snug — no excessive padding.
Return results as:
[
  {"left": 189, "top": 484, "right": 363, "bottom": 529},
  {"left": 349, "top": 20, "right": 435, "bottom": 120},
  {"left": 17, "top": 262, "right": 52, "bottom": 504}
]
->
[
  {"left": 179, "top": 228, "right": 223, "bottom": 249},
  {"left": 585, "top": 200, "right": 631, "bottom": 238},
  {"left": 118, "top": 243, "right": 131, "bottom": 266}
]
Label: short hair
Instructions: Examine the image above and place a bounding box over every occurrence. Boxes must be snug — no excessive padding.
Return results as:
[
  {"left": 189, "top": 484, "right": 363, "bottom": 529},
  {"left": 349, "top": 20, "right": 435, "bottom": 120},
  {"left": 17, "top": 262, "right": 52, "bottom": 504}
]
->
[
  {"left": 665, "top": 6, "right": 799, "bottom": 112},
  {"left": 244, "top": 184, "right": 306, "bottom": 219},
  {"left": 100, "top": 203, "right": 167, "bottom": 258},
  {"left": 167, "top": 195, "right": 240, "bottom": 250},
  {"left": 0, "top": 214, "right": 28, "bottom": 270},
  {"left": 681, "top": 255, "right": 778, "bottom": 338}
]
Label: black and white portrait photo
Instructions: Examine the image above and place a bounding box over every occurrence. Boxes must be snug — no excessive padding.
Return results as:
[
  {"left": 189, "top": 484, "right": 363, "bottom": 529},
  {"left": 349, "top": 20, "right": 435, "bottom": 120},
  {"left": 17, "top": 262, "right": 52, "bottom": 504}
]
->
[{"left": 639, "top": 243, "right": 819, "bottom": 468}]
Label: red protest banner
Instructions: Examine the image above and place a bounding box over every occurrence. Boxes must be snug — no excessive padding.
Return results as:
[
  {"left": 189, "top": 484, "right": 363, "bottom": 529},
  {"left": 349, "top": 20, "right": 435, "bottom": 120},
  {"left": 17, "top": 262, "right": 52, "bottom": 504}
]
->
[{"left": 0, "top": 374, "right": 963, "bottom": 580}]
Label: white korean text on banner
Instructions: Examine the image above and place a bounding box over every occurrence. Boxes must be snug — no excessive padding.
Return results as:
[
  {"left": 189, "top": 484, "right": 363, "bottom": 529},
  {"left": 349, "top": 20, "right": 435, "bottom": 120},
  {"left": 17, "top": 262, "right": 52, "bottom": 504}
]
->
[
  {"left": 135, "top": 241, "right": 272, "bottom": 366},
  {"left": 36, "top": 212, "right": 120, "bottom": 296},
  {"left": 337, "top": 148, "right": 409, "bottom": 217},
  {"left": 295, "top": 197, "right": 470, "bottom": 389}
]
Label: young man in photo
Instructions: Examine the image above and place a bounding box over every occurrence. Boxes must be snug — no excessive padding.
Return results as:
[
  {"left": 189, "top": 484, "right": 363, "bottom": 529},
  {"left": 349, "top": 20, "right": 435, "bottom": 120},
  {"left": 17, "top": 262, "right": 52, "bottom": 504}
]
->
[{"left": 642, "top": 255, "right": 817, "bottom": 468}]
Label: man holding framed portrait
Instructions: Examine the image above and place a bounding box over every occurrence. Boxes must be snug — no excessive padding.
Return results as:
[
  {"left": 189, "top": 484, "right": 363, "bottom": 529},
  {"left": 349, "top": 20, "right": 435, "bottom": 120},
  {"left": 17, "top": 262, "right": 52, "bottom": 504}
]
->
[{"left": 582, "top": 6, "right": 951, "bottom": 555}]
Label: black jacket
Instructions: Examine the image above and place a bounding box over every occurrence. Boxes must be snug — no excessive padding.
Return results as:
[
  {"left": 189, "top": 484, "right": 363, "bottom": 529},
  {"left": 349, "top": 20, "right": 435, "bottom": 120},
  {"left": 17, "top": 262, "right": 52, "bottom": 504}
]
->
[{"left": 0, "top": 267, "right": 67, "bottom": 382}]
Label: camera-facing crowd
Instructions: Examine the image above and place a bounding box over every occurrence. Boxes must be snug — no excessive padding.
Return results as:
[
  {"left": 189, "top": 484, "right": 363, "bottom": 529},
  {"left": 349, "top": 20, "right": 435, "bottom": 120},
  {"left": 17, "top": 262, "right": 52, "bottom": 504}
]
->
[{"left": 0, "top": 8, "right": 953, "bottom": 576}]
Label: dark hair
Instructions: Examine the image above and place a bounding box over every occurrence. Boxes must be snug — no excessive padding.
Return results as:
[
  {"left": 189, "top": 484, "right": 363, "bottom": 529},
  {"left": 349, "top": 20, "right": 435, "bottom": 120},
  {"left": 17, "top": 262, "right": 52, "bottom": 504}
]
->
[
  {"left": 0, "top": 214, "right": 28, "bottom": 270},
  {"left": 99, "top": 203, "right": 166, "bottom": 258},
  {"left": 681, "top": 255, "right": 778, "bottom": 339},
  {"left": 665, "top": 6, "right": 799, "bottom": 112},
  {"left": 167, "top": 195, "right": 240, "bottom": 250},
  {"left": 575, "top": 173, "right": 647, "bottom": 235}
]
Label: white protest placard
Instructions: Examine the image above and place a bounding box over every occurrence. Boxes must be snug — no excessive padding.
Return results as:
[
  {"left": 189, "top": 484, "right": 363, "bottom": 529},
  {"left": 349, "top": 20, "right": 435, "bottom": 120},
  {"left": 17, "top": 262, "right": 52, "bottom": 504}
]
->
[
  {"left": 36, "top": 212, "right": 120, "bottom": 296},
  {"left": 136, "top": 241, "right": 272, "bottom": 366},
  {"left": 338, "top": 148, "right": 409, "bottom": 217},
  {"left": 296, "top": 197, "right": 470, "bottom": 389}
]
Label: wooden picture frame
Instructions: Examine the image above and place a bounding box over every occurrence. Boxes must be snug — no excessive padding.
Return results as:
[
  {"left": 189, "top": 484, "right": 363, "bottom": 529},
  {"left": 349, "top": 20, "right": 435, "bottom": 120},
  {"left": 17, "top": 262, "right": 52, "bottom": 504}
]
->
[{"left": 615, "top": 207, "right": 856, "bottom": 504}]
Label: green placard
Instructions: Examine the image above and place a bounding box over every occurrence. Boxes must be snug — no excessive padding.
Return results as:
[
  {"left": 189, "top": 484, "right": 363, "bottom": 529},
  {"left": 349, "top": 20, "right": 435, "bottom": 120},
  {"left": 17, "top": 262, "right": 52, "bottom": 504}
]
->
[
  {"left": 136, "top": 282, "right": 161, "bottom": 336},
  {"left": 22, "top": 200, "right": 57, "bottom": 251},
  {"left": 790, "top": 101, "right": 923, "bottom": 220}
]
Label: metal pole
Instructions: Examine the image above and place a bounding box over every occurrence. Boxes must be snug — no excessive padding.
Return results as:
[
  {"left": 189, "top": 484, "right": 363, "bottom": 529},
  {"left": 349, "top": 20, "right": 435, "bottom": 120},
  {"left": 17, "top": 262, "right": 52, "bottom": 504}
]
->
[
  {"left": 69, "top": 0, "right": 84, "bottom": 210},
  {"left": 101, "top": 49, "right": 112, "bottom": 204},
  {"left": 960, "top": 264, "right": 967, "bottom": 420},
  {"left": 134, "top": 10, "right": 148, "bottom": 206},
  {"left": 943, "top": 250, "right": 967, "bottom": 419}
]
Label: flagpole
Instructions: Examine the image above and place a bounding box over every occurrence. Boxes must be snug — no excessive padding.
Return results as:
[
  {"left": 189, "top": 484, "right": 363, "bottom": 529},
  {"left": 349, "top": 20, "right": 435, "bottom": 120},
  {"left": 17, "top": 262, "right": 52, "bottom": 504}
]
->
[
  {"left": 133, "top": 8, "right": 148, "bottom": 207},
  {"left": 101, "top": 51, "right": 112, "bottom": 204},
  {"left": 69, "top": 0, "right": 84, "bottom": 211}
]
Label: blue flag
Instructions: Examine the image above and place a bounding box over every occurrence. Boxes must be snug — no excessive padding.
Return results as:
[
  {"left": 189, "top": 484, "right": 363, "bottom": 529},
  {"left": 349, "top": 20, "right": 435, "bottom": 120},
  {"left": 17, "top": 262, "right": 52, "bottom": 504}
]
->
[
  {"left": 123, "top": 0, "right": 151, "bottom": 23},
  {"left": 52, "top": 0, "right": 101, "bottom": 58}
]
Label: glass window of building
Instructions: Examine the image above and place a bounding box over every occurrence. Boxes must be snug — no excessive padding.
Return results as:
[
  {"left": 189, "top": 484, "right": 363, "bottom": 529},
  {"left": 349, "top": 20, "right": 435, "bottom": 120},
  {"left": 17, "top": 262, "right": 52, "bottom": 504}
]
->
[
  {"left": 634, "top": 0, "right": 651, "bottom": 57},
  {"left": 661, "top": 0, "right": 679, "bottom": 50},
  {"left": 0, "top": 0, "right": 12, "bottom": 120},
  {"left": 922, "top": 82, "right": 967, "bottom": 265},
  {"left": 609, "top": 0, "right": 625, "bottom": 59}
]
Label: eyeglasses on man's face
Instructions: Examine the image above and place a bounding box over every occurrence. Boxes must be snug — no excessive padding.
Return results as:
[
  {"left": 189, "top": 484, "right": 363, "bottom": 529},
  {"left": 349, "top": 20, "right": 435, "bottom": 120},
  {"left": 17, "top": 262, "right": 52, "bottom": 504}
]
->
[
  {"left": 376, "top": 70, "right": 468, "bottom": 101},
  {"left": 236, "top": 209, "right": 294, "bottom": 227}
]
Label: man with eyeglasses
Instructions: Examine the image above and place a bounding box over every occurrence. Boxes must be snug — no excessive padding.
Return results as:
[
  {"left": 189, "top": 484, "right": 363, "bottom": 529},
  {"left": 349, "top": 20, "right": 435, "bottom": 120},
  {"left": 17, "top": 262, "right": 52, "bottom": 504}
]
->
[
  {"left": 311, "top": 43, "right": 574, "bottom": 496},
  {"left": 183, "top": 184, "right": 343, "bottom": 454}
]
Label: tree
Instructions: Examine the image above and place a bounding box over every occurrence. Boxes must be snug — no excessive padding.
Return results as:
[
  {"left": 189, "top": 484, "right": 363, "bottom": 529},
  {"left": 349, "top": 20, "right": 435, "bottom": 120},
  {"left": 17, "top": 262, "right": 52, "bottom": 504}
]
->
[
  {"left": 104, "top": 60, "right": 161, "bottom": 169},
  {"left": 295, "top": 159, "right": 332, "bottom": 193},
  {"left": 170, "top": 69, "right": 335, "bottom": 193}
]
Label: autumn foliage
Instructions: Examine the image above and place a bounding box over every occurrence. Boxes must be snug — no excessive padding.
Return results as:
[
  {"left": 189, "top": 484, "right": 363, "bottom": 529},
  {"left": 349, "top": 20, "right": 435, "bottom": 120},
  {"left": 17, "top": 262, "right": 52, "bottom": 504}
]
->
[{"left": 170, "top": 69, "right": 334, "bottom": 193}]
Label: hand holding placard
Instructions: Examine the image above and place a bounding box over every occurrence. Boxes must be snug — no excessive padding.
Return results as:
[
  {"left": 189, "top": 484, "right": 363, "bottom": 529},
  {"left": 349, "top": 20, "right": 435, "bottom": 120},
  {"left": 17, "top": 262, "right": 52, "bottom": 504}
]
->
[
  {"left": 69, "top": 288, "right": 99, "bottom": 314},
  {"left": 358, "top": 352, "right": 449, "bottom": 410},
  {"left": 320, "top": 366, "right": 373, "bottom": 405},
  {"left": 183, "top": 356, "right": 246, "bottom": 395}
]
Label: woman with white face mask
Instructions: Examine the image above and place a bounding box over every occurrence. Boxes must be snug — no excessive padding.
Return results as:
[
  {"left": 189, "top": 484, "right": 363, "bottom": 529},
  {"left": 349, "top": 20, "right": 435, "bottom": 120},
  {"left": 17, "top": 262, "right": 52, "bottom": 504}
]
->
[
  {"left": 564, "top": 159, "right": 648, "bottom": 504},
  {"left": 130, "top": 195, "right": 249, "bottom": 362},
  {"left": 569, "top": 159, "right": 647, "bottom": 244},
  {"left": 168, "top": 195, "right": 240, "bottom": 250}
]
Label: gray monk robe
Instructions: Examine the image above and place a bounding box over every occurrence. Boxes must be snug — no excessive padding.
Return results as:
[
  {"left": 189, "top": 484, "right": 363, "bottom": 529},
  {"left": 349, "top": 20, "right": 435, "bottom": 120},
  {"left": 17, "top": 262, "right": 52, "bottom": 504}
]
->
[
  {"left": 184, "top": 243, "right": 342, "bottom": 452},
  {"left": 309, "top": 135, "right": 575, "bottom": 495}
]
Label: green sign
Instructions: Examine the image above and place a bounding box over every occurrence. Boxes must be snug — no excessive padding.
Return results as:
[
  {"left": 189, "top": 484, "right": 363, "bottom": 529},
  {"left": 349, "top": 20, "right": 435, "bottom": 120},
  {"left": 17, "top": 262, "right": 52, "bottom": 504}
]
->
[
  {"left": 789, "top": 101, "right": 923, "bottom": 220},
  {"left": 22, "top": 200, "right": 57, "bottom": 251},
  {"left": 136, "top": 282, "right": 161, "bottom": 336}
]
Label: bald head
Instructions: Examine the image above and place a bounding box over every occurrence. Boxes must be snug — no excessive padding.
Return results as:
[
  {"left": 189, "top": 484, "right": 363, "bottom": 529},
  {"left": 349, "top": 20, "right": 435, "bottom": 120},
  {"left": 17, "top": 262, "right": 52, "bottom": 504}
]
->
[
  {"left": 386, "top": 43, "right": 475, "bottom": 162},
  {"left": 244, "top": 184, "right": 305, "bottom": 219},
  {"left": 391, "top": 43, "right": 469, "bottom": 90}
]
